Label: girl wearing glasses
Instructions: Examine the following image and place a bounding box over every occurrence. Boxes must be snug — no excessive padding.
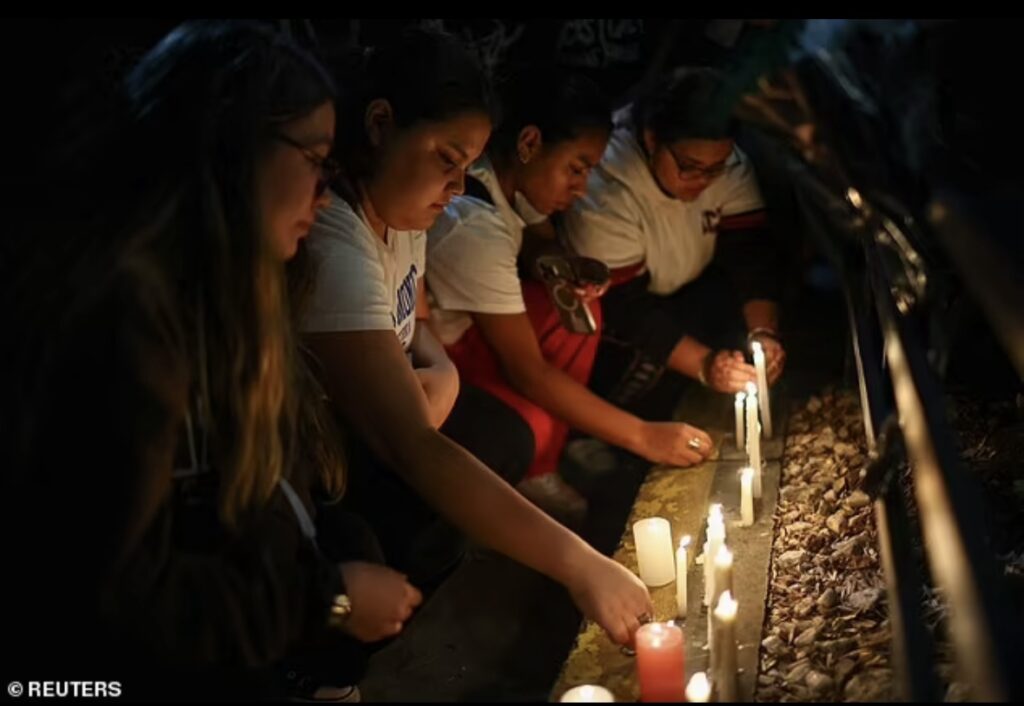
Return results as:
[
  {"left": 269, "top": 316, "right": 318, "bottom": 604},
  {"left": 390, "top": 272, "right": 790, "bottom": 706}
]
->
[
  {"left": 1, "top": 21, "right": 420, "bottom": 699},
  {"left": 564, "top": 67, "right": 786, "bottom": 396},
  {"left": 299, "top": 27, "right": 654, "bottom": 648}
]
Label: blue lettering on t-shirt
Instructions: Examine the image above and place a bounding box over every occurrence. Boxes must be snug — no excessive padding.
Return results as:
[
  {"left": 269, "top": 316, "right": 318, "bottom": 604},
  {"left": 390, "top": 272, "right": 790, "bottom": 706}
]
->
[{"left": 394, "top": 264, "right": 419, "bottom": 333}]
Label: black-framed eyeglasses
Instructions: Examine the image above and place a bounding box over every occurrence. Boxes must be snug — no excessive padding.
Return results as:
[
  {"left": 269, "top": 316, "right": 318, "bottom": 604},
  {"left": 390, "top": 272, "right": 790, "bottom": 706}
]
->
[
  {"left": 275, "top": 133, "right": 341, "bottom": 197},
  {"left": 664, "top": 144, "right": 741, "bottom": 182}
]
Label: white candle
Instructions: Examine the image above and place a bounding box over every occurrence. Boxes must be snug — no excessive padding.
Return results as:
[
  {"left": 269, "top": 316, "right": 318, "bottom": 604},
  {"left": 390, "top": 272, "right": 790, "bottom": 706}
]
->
[
  {"left": 713, "top": 591, "right": 739, "bottom": 702},
  {"left": 632, "top": 517, "right": 675, "bottom": 587},
  {"left": 734, "top": 392, "right": 746, "bottom": 450},
  {"left": 752, "top": 421, "right": 763, "bottom": 499},
  {"left": 701, "top": 540, "right": 711, "bottom": 607},
  {"left": 708, "top": 545, "right": 734, "bottom": 652},
  {"left": 751, "top": 341, "right": 773, "bottom": 438},
  {"left": 675, "top": 535, "right": 690, "bottom": 619},
  {"left": 685, "top": 672, "right": 711, "bottom": 703},
  {"left": 560, "top": 685, "right": 615, "bottom": 702},
  {"left": 703, "top": 517, "right": 725, "bottom": 606},
  {"left": 740, "top": 467, "right": 755, "bottom": 527},
  {"left": 745, "top": 388, "right": 762, "bottom": 499},
  {"left": 744, "top": 383, "right": 758, "bottom": 458}
]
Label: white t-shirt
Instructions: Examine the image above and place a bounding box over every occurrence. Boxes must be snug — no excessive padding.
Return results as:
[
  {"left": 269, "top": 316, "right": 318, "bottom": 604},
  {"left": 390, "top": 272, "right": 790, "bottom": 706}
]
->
[
  {"left": 303, "top": 193, "right": 426, "bottom": 351},
  {"left": 425, "top": 156, "right": 535, "bottom": 346},
  {"left": 563, "top": 107, "right": 765, "bottom": 296}
]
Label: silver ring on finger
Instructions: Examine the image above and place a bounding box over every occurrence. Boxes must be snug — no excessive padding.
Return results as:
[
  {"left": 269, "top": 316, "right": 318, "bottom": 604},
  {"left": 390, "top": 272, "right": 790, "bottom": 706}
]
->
[{"left": 687, "top": 437, "right": 702, "bottom": 450}]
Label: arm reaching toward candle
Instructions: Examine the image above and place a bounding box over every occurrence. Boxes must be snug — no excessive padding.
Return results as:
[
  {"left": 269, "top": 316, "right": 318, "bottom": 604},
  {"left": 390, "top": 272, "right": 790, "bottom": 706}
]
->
[{"left": 307, "top": 329, "right": 653, "bottom": 646}]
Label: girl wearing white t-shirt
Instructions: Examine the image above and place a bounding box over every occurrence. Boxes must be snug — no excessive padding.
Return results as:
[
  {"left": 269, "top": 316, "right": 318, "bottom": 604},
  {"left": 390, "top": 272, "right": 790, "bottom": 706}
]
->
[
  {"left": 426, "top": 68, "right": 713, "bottom": 519},
  {"left": 298, "top": 28, "right": 652, "bottom": 647},
  {"left": 563, "top": 68, "right": 786, "bottom": 396}
]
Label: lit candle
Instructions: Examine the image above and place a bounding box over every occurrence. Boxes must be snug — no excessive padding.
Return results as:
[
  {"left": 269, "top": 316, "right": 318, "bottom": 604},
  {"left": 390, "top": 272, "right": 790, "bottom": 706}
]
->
[
  {"left": 751, "top": 341, "right": 773, "bottom": 438},
  {"left": 740, "top": 467, "right": 755, "bottom": 527},
  {"left": 633, "top": 517, "right": 675, "bottom": 587},
  {"left": 752, "top": 421, "right": 763, "bottom": 499},
  {"left": 635, "top": 622, "right": 686, "bottom": 702},
  {"left": 560, "top": 685, "right": 616, "bottom": 702},
  {"left": 713, "top": 591, "right": 739, "bottom": 702},
  {"left": 701, "top": 540, "right": 710, "bottom": 607},
  {"left": 734, "top": 392, "right": 746, "bottom": 451},
  {"left": 675, "top": 535, "right": 691, "bottom": 619},
  {"left": 708, "top": 545, "right": 734, "bottom": 653},
  {"left": 703, "top": 516, "right": 725, "bottom": 607},
  {"left": 745, "top": 387, "right": 762, "bottom": 499},
  {"left": 685, "top": 672, "right": 710, "bottom": 703},
  {"left": 708, "top": 503, "right": 724, "bottom": 527}
]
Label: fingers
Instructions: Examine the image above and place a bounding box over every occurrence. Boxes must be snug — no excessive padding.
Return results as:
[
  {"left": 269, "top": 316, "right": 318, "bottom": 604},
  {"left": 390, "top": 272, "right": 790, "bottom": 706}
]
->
[
  {"left": 605, "top": 615, "right": 631, "bottom": 646},
  {"left": 621, "top": 612, "right": 640, "bottom": 645},
  {"left": 692, "top": 427, "right": 714, "bottom": 449},
  {"left": 725, "top": 366, "right": 756, "bottom": 390},
  {"left": 674, "top": 447, "right": 703, "bottom": 467},
  {"left": 407, "top": 584, "right": 423, "bottom": 607},
  {"left": 767, "top": 354, "right": 786, "bottom": 384}
]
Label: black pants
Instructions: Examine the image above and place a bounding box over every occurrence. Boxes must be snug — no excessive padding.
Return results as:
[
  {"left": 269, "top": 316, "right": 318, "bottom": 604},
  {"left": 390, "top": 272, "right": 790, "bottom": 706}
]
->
[
  {"left": 592, "top": 265, "right": 748, "bottom": 411},
  {"left": 602, "top": 264, "right": 747, "bottom": 363},
  {"left": 334, "top": 383, "right": 534, "bottom": 591},
  {"left": 274, "top": 510, "right": 386, "bottom": 693}
]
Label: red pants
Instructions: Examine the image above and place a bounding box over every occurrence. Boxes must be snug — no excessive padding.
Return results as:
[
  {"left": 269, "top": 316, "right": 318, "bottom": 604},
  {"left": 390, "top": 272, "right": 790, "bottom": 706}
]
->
[{"left": 446, "top": 280, "right": 602, "bottom": 479}]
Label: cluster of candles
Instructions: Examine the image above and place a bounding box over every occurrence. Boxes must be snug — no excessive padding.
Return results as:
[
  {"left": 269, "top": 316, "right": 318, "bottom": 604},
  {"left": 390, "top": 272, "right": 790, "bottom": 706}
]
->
[
  {"left": 734, "top": 340, "right": 774, "bottom": 527},
  {"left": 563, "top": 507, "right": 743, "bottom": 702},
  {"left": 560, "top": 343, "right": 773, "bottom": 702}
]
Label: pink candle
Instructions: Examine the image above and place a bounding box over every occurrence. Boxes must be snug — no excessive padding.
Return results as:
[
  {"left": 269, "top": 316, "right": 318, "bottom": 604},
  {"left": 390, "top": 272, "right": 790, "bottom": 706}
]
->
[{"left": 635, "top": 622, "right": 686, "bottom": 702}]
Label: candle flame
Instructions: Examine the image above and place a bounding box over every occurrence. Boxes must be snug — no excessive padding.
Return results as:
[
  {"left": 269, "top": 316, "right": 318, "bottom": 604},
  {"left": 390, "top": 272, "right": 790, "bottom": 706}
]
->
[
  {"left": 714, "top": 590, "right": 738, "bottom": 619},
  {"left": 751, "top": 339, "right": 763, "bottom": 354},
  {"left": 847, "top": 187, "right": 863, "bottom": 208},
  {"left": 745, "top": 381, "right": 758, "bottom": 396},
  {"left": 714, "top": 544, "right": 733, "bottom": 568},
  {"left": 686, "top": 672, "right": 711, "bottom": 702},
  {"left": 735, "top": 391, "right": 746, "bottom": 403},
  {"left": 741, "top": 466, "right": 754, "bottom": 481},
  {"left": 679, "top": 535, "right": 691, "bottom": 550}
]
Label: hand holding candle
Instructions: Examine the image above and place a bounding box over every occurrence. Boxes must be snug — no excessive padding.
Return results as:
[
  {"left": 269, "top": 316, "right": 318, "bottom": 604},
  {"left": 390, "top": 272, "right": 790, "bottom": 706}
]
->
[
  {"left": 752, "top": 333, "right": 787, "bottom": 383},
  {"left": 703, "top": 350, "right": 757, "bottom": 394}
]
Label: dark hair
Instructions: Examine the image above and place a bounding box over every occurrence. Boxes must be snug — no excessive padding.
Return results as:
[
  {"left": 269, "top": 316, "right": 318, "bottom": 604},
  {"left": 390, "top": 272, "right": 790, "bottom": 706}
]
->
[
  {"left": 329, "top": 26, "right": 497, "bottom": 198},
  {"left": 489, "top": 66, "right": 612, "bottom": 161},
  {"left": 632, "top": 67, "right": 739, "bottom": 145},
  {"left": 7, "top": 20, "right": 343, "bottom": 526}
]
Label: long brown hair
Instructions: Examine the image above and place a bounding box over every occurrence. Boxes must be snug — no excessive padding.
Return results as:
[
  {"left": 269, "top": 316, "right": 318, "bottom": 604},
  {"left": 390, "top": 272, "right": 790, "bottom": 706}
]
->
[{"left": 7, "top": 20, "right": 344, "bottom": 528}]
